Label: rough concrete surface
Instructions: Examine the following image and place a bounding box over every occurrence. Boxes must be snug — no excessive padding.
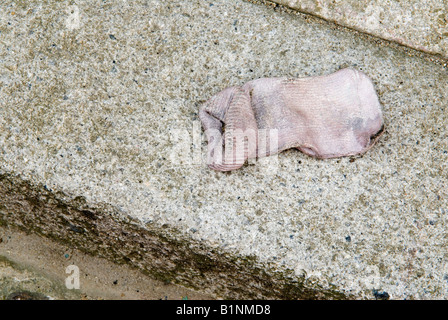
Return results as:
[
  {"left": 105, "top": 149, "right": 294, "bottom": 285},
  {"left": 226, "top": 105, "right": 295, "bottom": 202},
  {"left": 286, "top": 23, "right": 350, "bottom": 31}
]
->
[
  {"left": 0, "top": 0, "right": 447, "bottom": 299},
  {"left": 271, "top": 0, "right": 448, "bottom": 59}
]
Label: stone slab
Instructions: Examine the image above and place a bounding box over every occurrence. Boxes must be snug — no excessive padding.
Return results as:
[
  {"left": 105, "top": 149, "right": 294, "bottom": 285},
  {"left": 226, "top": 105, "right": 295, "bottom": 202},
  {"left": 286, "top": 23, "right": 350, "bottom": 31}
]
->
[
  {"left": 0, "top": 0, "right": 447, "bottom": 299},
  {"left": 271, "top": 0, "right": 448, "bottom": 59}
]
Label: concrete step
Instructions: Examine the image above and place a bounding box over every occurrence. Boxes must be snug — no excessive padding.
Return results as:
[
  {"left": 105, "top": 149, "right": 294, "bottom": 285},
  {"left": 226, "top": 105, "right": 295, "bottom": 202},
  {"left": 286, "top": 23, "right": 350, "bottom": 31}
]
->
[
  {"left": 0, "top": 0, "right": 447, "bottom": 299},
  {"left": 270, "top": 0, "right": 448, "bottom": 59}
]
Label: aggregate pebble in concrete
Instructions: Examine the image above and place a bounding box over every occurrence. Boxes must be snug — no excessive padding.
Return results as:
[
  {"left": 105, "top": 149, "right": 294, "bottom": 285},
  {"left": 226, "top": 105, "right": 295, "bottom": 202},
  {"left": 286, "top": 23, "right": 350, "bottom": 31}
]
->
[{"left": 0, "top": 0, "right": 447, "bottom": 299}]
